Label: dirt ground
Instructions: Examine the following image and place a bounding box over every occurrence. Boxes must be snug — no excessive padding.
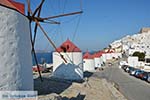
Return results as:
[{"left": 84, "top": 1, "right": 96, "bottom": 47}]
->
[{"left": 34, "top": 72, "right": 127, "bottom": 100}]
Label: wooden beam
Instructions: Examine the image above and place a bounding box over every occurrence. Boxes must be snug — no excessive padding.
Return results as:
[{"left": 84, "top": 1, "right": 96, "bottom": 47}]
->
[
  {"left": 34, "top": 19, "right": 67, "bottom": 63},
  {"left": 42, "top": 11, "right": 83, "bottom": 20},
  {"left": 32, "top": 0, "right": 45, "bottom": 17}
]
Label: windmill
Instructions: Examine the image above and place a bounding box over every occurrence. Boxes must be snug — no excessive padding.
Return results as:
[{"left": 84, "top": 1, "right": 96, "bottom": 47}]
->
[{"left": 26, "top": 0, "right": 83, "bottom": 81}]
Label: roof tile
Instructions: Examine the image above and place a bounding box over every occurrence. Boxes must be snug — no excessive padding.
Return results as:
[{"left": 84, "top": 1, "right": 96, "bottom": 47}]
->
[
  {"left": 56, "top": 39, "right": 81, "bottom": 52},
  {"left": 0, "top": 0, "right": 25, "bottom": 14}
]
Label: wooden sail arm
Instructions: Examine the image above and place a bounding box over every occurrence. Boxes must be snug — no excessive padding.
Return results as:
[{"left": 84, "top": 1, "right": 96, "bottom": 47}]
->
[
  {"left": 27, "top": 11, "right": 83, "bottom": 23},
  {"left": 29, "top": 11, "right": 83, "bottom": 22},
  {"left": 42, "top": 11, "right": 83, "bottom": 20},
  {"left": 27, "top": 0, "right": 32, "bottom": 16},
  {"left": 27, "top": 16, "right": 60, "bottom": 24},
  {"left": 27, "top": 0, "right": 43, "bottom": 82},
  {"left": 34, "top": 19, "right": 67, "bottom": 63},
  {"left": 33, "top": 0, "right": 43, "bottom": 46},
  {"left": 42, "top": 20, "right": 60, "bottom": 24},
  {"left": 32, "top": 0, "right": 45, "bottom": 17}
]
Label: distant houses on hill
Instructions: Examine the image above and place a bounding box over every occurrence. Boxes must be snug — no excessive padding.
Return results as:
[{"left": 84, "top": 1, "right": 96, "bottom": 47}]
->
[{"left": 110, "top": 27, "right": 150, "bottom": 57}]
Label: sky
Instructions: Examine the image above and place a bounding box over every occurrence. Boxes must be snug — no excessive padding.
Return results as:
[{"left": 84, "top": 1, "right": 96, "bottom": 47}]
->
[{"left": 16, "top": 0, "right": 150, "bottom": 52}]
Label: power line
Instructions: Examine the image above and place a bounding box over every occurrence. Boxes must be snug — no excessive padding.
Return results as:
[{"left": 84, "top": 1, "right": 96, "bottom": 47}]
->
[
  {"left": 72, "top": 14, "right": 82, "bottom": 42},
  {"left": 62, "top": 0, "right": 67, "bottom": 14}
]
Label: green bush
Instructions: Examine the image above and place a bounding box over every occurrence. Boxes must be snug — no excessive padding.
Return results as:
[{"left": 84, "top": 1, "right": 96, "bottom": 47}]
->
[{"left": 132, "top": 52, "right": 145, "bottom": 61}]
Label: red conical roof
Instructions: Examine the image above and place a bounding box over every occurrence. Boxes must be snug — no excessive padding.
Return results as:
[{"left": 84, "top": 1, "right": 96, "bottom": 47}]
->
[
  {"left": 56, "top": 39, "right": 81, "bottom": 52},
  {"left": 0, "top": 0, "right": 25, "bottom": 14},
  {"left": 83, "top": 51, "right": 93, "bottom": 59}
]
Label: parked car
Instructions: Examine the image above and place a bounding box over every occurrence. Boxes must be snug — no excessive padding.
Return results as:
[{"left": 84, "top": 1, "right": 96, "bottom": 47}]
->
[
  {"left": 129, "top": 67, "right": 138, "bottom": 75},
  {"left": 121, "top": 65, "right": 129, "bottom": 72},
  {"left": 120, "top": 61, "right": 127, "bottom": 66},
  {"left": 125, "top": 66, "right": 134, "bottom": 73},
  {"left": 127, "top": 67, "right": 135, "bottom": 73},
  {"left": 134, "top": 70, "right": 145, "bottom": 78},
  {"left": 140, "top": 72, "right": 149, "bottom": 81},
  {"left": 146, "top": 73, "right": 150, "bottom": 83}
]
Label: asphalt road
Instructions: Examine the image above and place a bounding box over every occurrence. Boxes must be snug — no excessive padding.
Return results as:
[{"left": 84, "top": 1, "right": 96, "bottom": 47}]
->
[{"left": 93, "top": 61, "right": 150, "bottom": 100}]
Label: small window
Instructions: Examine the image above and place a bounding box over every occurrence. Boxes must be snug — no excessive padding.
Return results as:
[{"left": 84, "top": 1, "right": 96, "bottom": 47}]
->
[
  {"left": 61, "top": 46, "right": 67, "bottom": 52},
  {"left": 146, "top": 59, "right": 150, "bottom": 63}
]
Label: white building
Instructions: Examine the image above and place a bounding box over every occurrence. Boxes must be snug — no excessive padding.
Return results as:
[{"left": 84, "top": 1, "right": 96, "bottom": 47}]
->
[
  {"left": 0, "top": 1, "right": 33, "bottom": 90},
  {"left": 83, "top": 51, "right": 95, "bottom": 71},
  {"left": 111, "top": 53, "right": 118, "bottom": 59},
  {"left": 101, "top": 53, "right": 107, "bottom": 63},
  {"left": 53, "top": 39, "right": 83, "bottom": 80},
  {"left": 93, "top": 51, "right": 103, "bottom": 68},
  {"left": 103, "top": 49, "right": 115, "bottom": 61},
  {"left": 116, "top": 52, "right": 122, "bottom": 58},
  {"left": 110, "top": 40, "right": 122, "bottom": 49},
  {"left": 127, "top": 56, "right": 139, "bottom": 67},
  {"left": 105, "top": 53, "right": 112, "bottom": 60},
  {"left": 144, "top": 56, "right": 150, "bottom": 71},
  {"left": 110, "top": 28, "right": 150, "bottom": 57},
  {"left": 128, "top": 48, "right": 143, "bottom": 56}
]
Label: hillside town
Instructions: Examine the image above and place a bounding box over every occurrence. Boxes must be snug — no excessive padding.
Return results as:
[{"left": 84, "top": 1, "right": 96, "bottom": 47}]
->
[{"left": 110, "top": 28, "right": 150, "bottom": 71}]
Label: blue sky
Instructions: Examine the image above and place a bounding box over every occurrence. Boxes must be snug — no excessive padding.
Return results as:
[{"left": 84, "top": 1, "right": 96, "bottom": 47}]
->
[{"left": 16, "top": 0, "right": 150, "bottom": 51}]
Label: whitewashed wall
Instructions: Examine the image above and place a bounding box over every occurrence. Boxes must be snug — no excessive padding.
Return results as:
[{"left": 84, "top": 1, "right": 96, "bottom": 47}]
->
[
  {"left": 144, "top": 66, "right": 150, "bottom": 71},
  {"left": 83, "top": 59, "right": 95, "bottom": 71},
  {"left": 102, "top": 54, "right": 106, "bottom": 63},
  {"left": 105, "top": 53, "right": 112, "bottom": 60},
  {"left": 117, "top": 53, "right": 122, "bottom": 58},
  {"left": 122, "top": 44, "right": 129, "bottom": 51},
  {"left": 111, "top": 53, "right": 118, "bottom": 59},
  {"left": 0, "top": 6, "right": 33, "bottom": 90},
  {"left": 127, "top": 56, "right": 138, "bottom": 67},
  {"left": 53, "top": 52, "right": 83, "bottom": 80},
  {"left": 99, "top": 56, "right": 104, "bottom": 65},
  {"left": 137, "top": 61, "right": 145, "bottom": 67},
  {"left": 94, "top": 58, "right": 101, "bottom": 68}
]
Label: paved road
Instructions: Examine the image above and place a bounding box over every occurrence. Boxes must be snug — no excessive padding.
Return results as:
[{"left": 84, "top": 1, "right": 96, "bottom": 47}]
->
[{"left": 93, "top": 61, "right": 150, "bottom": 100}]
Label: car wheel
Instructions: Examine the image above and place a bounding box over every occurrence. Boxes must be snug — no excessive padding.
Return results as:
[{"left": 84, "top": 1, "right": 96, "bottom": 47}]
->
[{"left": 147, "top": 77, "right": 150, "bottom": 83}]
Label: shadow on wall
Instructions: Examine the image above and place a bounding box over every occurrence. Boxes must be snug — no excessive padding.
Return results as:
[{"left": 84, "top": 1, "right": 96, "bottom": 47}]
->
[
  {"left": 62, "top": 93, "right": 86, "bottom": 100},
  {"left": 34, "top": 77, "right": 72, "bottom": 95},
  {"left": 53, "top": 63, "right": 83, "bottom": 81},
  {"left": 83, "top": 71, "right": 93, "bottom": 78}
]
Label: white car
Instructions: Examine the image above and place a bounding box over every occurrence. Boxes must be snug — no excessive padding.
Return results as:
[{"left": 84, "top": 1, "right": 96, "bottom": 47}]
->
[
  {"left": 119, "top": 65, "right": 122, "bottom": 69},
  {"left": 120, "top": 61, "right": 127, "bottom": 66}
]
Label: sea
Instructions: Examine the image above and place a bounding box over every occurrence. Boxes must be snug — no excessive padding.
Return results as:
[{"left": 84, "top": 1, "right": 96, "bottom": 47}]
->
[
  {"left": 32, "top": 51, "right": 91, "bottom": 66},
  {"left": 32, "top": 52, "right": 52, "bottom": 66}
]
